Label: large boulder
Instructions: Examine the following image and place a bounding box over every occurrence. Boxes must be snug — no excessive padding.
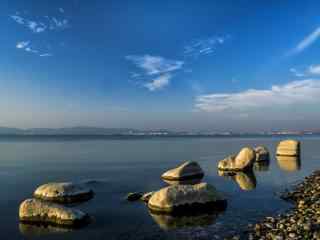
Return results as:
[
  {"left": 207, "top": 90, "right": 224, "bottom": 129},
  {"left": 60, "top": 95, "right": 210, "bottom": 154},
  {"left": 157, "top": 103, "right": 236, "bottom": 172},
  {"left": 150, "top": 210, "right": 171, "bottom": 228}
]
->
[
  {"left": 148, "top": 182, "right": 226, "bottom": 214},
  {"left": 277, "top": 155, "right": 301, "bottom": 172},
  {"left": 254, "top": 146, "right": 270, "bottom": 162},
  {"left": 34, "top": 182, "right": 94, "bottom": 203},
  {"left": 19, "top": 199, "right": 89, "bottom": 227},
  {"left": 161, "top": 161, "right": 204, "bottom": 181},
  {"left": 276, "top": 140, "right": 300, "bottom": 156},
  {"left": 218, "top": 147, "right": 255, "bottom": 171}
]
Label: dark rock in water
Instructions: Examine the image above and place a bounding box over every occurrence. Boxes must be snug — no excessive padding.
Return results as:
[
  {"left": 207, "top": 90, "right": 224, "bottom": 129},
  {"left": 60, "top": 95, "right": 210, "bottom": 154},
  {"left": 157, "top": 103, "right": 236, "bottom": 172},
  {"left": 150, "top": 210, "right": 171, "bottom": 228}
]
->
[
  {"left": 253, "top": 161, "right": 269, "bottom": 171},
  {"left": 34, "top": 182, "right": 94, "bottom": 203},
  {"left": 126, "top": 192, "right": 143, "bottom": 201},
  {"left": 161, "top": 161, "right": 204, "bottom": 181},
  {"left": 254, "top": 146, "right": 270, "bottom": 162},
  {"left": 19, "top": 198, "right": 90, "bottom": 227},
  {"left": 148, "top": 182, "right": 226, "bottom": 214},
  {"left": 140, "top": 192, "right": 154, "bottom": 202}
]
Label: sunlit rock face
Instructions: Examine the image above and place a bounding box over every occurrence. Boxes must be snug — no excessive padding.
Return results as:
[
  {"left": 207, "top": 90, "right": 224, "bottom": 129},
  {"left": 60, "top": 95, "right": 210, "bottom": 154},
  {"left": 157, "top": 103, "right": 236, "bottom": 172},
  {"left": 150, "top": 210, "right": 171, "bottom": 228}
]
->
[
  {"left": 148, "top": 182, "right": 226, "bottom": 214},
  {"left": 34, "top": 182, "right": 94, "bottom": 203},
  {"left": 149, "top": 212, "right": 218, "bottom": 230},
  {"left": 19, "top": 199, "right": 89, "bottom": 227},
  {"left": 161, "top": 161, "right": 204, "bottom": 181},
  {"left": 254, "top": 146, "right": 270, "bottom": 162},
  {"left": 277, "top": 155, "right": 301, "bottom": 172},
  {"left": 276, "top": 140, "right": 300, "bottom": 156},
  {"left": 218, "top": 147, "right": 255, "bottom": 171}
]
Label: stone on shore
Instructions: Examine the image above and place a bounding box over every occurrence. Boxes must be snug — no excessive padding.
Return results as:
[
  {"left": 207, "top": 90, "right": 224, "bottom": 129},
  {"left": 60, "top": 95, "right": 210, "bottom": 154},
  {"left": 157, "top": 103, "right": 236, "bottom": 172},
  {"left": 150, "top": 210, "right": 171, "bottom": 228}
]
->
[
  {"left": 254, "top": 146, "right": 269, "bottom": 162},
  {"left": 276, "top": 139, "right": 300, "bottom": 156},
  {"left": 148, "top": 182, "right": 226, "bottom": 214},
  {"left": 19, "top": 199, "right": 89, "bottom": 227},
  {"left": 218, "top": 147, "right": 255, "bottom": 171},
  {"left": 34, "top": 182, "right": 94, "bottom": 203},
  {"left": 161, "top": 161, "right": 204, "bottom": 181}
]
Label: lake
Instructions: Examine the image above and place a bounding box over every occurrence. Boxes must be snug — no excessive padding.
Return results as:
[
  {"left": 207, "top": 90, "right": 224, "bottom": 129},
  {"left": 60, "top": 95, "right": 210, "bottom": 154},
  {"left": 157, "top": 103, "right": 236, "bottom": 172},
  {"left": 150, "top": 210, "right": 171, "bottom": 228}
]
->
[{"left": 0, "top": 136, "right": 319, "bottom": 239}]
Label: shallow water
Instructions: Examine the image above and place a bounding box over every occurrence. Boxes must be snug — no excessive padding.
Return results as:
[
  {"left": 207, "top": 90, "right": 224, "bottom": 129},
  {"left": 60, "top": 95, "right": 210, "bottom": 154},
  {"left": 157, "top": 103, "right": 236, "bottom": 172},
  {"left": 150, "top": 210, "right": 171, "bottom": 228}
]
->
[{"left": 0, "top": 136, "right": 319, "bottom": 239}]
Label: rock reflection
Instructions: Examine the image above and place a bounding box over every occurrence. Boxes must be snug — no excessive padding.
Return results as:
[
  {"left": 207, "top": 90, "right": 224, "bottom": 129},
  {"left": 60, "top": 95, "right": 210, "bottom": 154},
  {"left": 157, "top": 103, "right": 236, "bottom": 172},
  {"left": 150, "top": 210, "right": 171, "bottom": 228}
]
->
[
  {"left": 253, "top": 160, "right": 270, "bottom": 172},
  {"left": 163, "top": 177, "right": 202, "bottom": 186},
  {"left": 19, "top": 223, "right": 72, "bottom": 236},
  {"left": 149, "top": 208, "right": 225, "bottom": 230},
  {"left": 277, "top": 155, "right": 301, "bottom": 172},
  {"left": 218, "top": 170, "right": 257, "bottom": 191}
]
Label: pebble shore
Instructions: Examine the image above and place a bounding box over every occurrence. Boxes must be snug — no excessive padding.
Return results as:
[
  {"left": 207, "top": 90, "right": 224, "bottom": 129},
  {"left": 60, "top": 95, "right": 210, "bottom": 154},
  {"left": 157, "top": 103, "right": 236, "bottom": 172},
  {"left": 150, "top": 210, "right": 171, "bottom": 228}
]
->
[{"left": 228, "top": 170, "right": 320, "bottom": 240}]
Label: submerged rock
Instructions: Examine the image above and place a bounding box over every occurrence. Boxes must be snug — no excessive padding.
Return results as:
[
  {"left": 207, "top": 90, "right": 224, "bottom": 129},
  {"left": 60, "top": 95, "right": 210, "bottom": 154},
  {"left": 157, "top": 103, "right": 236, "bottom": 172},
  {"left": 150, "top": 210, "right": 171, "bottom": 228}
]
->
[
  {"left": 148, "top": 182, "right": 226, "bottom": 214},
  {"left": 34, "top": 182, "right": 94, "bottom": 203},
  {"left": 19, "top": 199, "right": 89, "bottom": 227},
  {"left": 161, "top": 161, "right": 204, "bottom": 181},
  {"left": 126, "top": 192, "right": 142, "bottom": 201},
  {"left": 276, "top": 139, "right": 300, "bottom": 156},
  {"left": 254, "top": 146, "right": 270, "bottom": 162},
  {"left": 218, "top": 147, "right": 255, "bottom": 171},
  {"left": 277, "top": 155, "right": 301, "bottom": 172}
]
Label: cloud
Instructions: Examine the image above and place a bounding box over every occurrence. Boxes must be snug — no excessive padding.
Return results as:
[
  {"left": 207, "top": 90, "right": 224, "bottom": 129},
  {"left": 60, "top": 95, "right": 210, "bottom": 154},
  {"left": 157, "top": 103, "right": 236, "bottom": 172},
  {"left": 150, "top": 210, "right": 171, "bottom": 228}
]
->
[
  {"left": 16, "top": 41, "right": 30, "bottom": 49},
  {"left": 39, "top": 53, "right": 53, "bottom": 57},
  {"left": 15, "top": 41, "right": 53, "bottom": 56},
  {"left": 126, "top": 55, "right": 184, "bottom": 91},
  {"left": 183, "top": 36, "right": 228, "bottom": 58},
  {"left": 289, "top": 68, "right": 305, "bottom": 77},
  {"left": 308, "top": 65, "right": 320, "bottom": 75},
  {"left": 10, "top": 13, "right": 70, "bottom": 33},
  {"left": 195, "top": 79, "right": 320, "bottom": 112},
  {"left": 144, "top": 74, "right": 171, "bottom": 91},
  {"left": 59, "top": 8, "right": 65, "bottom": 13},
  {"left": 290, "top": 27, "right": 320, "bottom": 54},
  {"left": 126, "top": 55, "right": 184, "bottom": 75}
]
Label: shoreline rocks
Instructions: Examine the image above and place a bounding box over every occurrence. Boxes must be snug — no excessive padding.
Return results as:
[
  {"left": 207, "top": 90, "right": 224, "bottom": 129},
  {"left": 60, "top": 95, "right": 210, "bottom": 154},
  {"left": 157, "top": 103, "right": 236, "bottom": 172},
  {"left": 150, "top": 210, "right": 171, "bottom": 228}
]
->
[
  {"left": 254, "top": 146, "right": 270, "bottom": 162},
  {"left": 34, "top": 182, "right": 94, "bottom": 203},
  {"left": 148, "top": 182, "right": 226, "bottom": 214},
  {"left": 276, "top": 139, "right": 300, "bottom": 156},
  {"left": 161, "top": 161, "right": 204, "bottom": 181},
  {"left": 218, "top": 147, "right": 255, "bottom": 171},
  {"left": 19, "top": 199, "right": 89, "bottom": 227}
]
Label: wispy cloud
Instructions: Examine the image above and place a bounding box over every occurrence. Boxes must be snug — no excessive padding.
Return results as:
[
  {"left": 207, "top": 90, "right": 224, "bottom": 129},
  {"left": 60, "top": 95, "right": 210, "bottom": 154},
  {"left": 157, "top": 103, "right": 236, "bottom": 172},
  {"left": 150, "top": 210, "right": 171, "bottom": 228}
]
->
[
  {"left": 290, "top": 27, "right": 320, "bottom": 54},
  {"left": 195, "top": 79, "right": 320, "bottom": 112},
  {"left": 10, "top": 13, "right": 70, "bottom": 33},
  {"left": 144, "top": 73, "right": 171, "bottom": 91},
  {"left": 289, "top": 68, "right": 305, "bottom": 77},
  {"left": 308, "top": 64, "right": 320, "bottom": 75},
  {"left": 39, "top": 53, "right": 53, "bottom": 57},
  {"left": 183, "top": 36, "right": 229, "bottom": 58},
  {"left": 16, "top": 41, "right": 54, "bottom": 56},
  {"left": 16, "top": 41, "right": 30, "bottom": 49},
  {"left": 126, "top": 55, "right": 184, "bottom": 91}
]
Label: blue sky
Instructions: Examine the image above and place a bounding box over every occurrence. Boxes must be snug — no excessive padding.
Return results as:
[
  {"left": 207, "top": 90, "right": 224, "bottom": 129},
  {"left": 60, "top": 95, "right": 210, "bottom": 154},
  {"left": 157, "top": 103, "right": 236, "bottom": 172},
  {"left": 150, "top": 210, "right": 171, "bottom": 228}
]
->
[{"left": 1, "top": 0, "right": 320, "bottom": 131}]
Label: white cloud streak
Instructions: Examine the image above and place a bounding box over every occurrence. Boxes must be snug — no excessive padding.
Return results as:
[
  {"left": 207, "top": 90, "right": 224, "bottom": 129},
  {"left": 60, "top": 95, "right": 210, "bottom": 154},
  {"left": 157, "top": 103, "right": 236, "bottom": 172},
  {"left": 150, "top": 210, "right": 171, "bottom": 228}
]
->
[
  {"left": 291, "top": 27, "right": 320, "bottom": 54},
  {"left": 126, "top": 55, "right": 184, "bottom": 91},
  {"left": 308, "top": 65, "right": 320, "bottom": 75},
  {"left": 144, "top": 74, "right": 171, "bottom": 91},
  {"left": 195, "top": 79, "right": 320, "bottom": 112}
]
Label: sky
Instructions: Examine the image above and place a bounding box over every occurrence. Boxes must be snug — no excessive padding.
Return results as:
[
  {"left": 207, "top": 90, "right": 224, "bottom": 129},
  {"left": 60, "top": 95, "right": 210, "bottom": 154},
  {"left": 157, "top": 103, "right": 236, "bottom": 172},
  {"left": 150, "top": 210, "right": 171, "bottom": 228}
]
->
[{"left": 1, "top": 0, "right": 320, "bottom": 131}]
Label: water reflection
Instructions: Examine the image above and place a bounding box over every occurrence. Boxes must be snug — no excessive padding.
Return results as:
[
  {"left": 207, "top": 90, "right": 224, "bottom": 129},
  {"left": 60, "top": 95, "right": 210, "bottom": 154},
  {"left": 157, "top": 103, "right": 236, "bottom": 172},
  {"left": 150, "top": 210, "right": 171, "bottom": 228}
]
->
[
  {"left": 254, "top": 160, "right": 270, "bottom": 172},
  {"left": 277, "top": 155, "right": 301, "bottom": 172},
  {"left": 149, "top": 211, "right": 222, "bottom": 230},
  {"left": 19, "top": 223, "right": 72, "bottom": 236},
  {"left": 218, "top": 170, "right": 257, "bottom": 191}
]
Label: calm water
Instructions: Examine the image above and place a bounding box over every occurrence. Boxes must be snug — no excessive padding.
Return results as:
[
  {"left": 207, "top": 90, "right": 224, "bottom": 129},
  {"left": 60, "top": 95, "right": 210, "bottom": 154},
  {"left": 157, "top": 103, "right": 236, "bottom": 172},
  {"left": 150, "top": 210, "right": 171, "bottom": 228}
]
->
[{"left": 0, "top": 136, "right": 319, "bottom": 239}]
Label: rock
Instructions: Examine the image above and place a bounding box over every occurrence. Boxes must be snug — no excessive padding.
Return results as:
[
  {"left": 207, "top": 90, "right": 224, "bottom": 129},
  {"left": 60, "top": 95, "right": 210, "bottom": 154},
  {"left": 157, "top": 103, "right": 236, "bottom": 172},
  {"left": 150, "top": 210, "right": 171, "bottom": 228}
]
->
[
  {"left": 34, "top": 182, "right": 94, "bottom": 203},
  {"left": 148, "top": 182, "right": 226, "bottom": 214},
  {"left": 163, "top": 178, "right": 202, "bottom": 186},
  {"left": 140, "top": 192, "right": 154, "bottom": 202},
  {"left": 254, "top": 146, "right": 270, "bottom": 162},
  {"left": 126, "top": 192, "right": 142, "bottom": 201},
  {"left": 277, "top": 156, "right": 301, "bottom": 172},
  {"left": 19, "top": 199, "right": 89, "bottom": 227},
  {"left": 161, "top": 161, "right": 204, "bottom": 181},
  {"left": 276, "top": 140, "right": 300, "bottom": 156},
  {"left": 218, "top": 147, "right": 255, "bottom": 171}
]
